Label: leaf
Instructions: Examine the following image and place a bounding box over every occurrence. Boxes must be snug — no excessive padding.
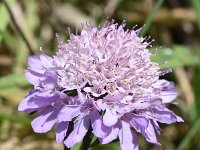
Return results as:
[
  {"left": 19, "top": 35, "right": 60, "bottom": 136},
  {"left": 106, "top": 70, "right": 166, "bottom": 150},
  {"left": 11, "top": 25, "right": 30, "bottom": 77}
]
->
[
  {"left": 190, "top": 36, "right": 200, "bottom": 121},
  {"left": 140, "top": 0, "right": 165, "bottom": 36},
  {"left": 13, "top": 40, "right": 29, "bottom": 73},
  {"left": 0, "top": 87, "right": 28, "bottom": 104},
  {"left": 176, "top": 118, "right": 200, "bottom": 150},
  {"left": 0, "top": 113, "right": 31, "bottom": 126},
  {"left": 53, "top": 3, "right": 94, "bottom": 28},
  {"left": 0, "top": 73, "right": 30, "bottom": 89},
  {"left": 71, "top": 142, "right": 81, "bottom": 150},
  {"left": 191, "top": 0, "right": 200, "bottom": 30},
  {"left": 151, "top": 45, "right": 199, "bottom": 68},
  {"left": 0, "top": 0, "right": 16, "bottom": 31},
  {"left": 94, "top": 142, "right": 120, "bottom": 150}
]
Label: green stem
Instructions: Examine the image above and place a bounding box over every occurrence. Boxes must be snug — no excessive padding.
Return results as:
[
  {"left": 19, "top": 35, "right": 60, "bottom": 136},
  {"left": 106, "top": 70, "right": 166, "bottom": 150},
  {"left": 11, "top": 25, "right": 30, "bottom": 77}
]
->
[
  {"left": 176, "top": 118, "right": 200, "bottom": 150},
  {"left": 0, "top": 113, "right": 31, "bottom": 126},
  {"left": 191, "top": 0, "right": 200, "bottom": 31},
  {"left": 140, "top": 0, "right": 165, "bottom": 37},
  {"left": 90, "top": 138, "right": 100, "bottom": 147},
  {"left": 2, "top": 0, "right": 35, "bottom": 55}
]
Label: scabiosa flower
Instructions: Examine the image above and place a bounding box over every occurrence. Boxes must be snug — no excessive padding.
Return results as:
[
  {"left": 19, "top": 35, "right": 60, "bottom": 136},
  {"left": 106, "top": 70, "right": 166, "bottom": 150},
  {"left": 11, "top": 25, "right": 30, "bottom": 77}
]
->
[{"left": 18, "top": 20, "right": 183, "bottom": 150}]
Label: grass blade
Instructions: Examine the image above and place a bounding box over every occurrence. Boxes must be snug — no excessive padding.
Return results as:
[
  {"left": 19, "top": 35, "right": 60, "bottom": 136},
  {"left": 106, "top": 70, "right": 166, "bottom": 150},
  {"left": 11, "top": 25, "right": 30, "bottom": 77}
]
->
[
  {"left": 0, "top": 113, "right": 31, "bottom": 126},
  {"left": 176, "top": 118, "right": 200, "bottom": 150},
  {"left": 140, "top": 0, "right": 165, "bottom": 36},
  {"left": 0, "top": 73, "right": 29, "bottom": 89}
]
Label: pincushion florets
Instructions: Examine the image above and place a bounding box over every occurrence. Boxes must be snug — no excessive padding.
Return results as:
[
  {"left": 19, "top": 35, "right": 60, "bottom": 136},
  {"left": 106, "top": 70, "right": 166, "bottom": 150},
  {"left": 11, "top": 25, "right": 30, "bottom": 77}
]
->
[{"left": 18, "top": 21, "right": 183, "bottom": 150}]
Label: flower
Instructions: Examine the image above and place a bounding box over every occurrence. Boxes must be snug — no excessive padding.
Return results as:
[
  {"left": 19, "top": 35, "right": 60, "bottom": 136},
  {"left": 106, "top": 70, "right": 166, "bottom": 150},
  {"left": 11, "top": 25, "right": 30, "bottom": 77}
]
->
[{"left": 18, "top": 20, "right": 183, "bottom": 150}]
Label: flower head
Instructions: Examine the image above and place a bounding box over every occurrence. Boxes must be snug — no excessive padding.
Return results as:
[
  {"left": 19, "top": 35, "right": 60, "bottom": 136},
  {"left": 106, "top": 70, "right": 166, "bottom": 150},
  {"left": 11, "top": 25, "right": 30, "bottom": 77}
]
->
[{"left": 18, "top": 20, "right": 183, "bottom": 150}]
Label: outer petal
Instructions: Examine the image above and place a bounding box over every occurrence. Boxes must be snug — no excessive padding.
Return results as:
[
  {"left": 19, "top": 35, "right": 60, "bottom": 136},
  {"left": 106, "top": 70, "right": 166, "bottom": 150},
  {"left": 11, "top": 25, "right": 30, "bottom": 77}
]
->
[
  {"left": 151, "top": 120, "right": 161, "bottom": 135},
  {"left": 27, "top": 92, "right": 60, "bottom": 110},
  {"left": 90, "top": 109, "right": 108, "bottom": 138},
  {"left": 119, "top": 121, "right": 139, "bottom": 150},
  {"left": 40, "top": 54, "right": 54, "bottom": 68},
  {"left": 41, "top": 70, "right": 57, "bottom": 85},
  {"left": 151, "top": 108, "right": 183, "bottom": 124},
  {"left": 25, "top": 69, "right": 43, "bottom": 85},
  {"left": 64, "top": 115, "right": 90, "bottom": 148},
  {"left": 154, "top": 80, "right": 178, "bottom": 103},
  {"left": 25, "top": 54, "right": 55, "bottom": 86},
  {"left": 153, "top": 80, "right": 174, "bottom": 90},
  {"left": 132, "top": 98, "right": 162, "bottom": 110},
  {"left": 28, "top": 55, "right": 43, "bottom": 69},
  {"left": 144, "top": 121, "right": 161, "bottom": 146},
  {"left": 99, "top": 124, "right": 119, "bottom": 144},
  {"left": 103, "top": 108, "right": 118, "bottom": 127},
  {"left": 56, "top": 121, "right": 69, "bottom": 144},
  {"left": 159, "top": 91, "right": 178, "bottom": 103},
  {"left": 31, "top": 106, "right": 58, "bottom": 133},
  {"left": 161, "top": 81, "right": 175, "bottom": 91},
  {"left": 58, "top": 105, "right": 81, "bottom": 122},
  {"left": 18, "top": 90, "right": 40, "bottom": 112},
  {"left": 129, "top": 114, "right": 149, "bottom": 134}
]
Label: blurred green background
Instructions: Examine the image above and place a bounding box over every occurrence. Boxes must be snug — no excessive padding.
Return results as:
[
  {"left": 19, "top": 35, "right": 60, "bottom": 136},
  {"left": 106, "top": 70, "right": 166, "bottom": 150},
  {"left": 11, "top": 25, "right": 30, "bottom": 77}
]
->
[{"left": 0, "top": 0, "right": 200, "bottom": 149}]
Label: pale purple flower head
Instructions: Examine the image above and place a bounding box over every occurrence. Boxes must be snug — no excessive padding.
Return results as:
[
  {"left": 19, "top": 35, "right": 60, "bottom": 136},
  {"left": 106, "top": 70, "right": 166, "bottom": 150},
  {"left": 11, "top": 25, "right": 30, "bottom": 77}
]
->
[{"left": 18, "top": 20, "right": 183, "bottom": 150}]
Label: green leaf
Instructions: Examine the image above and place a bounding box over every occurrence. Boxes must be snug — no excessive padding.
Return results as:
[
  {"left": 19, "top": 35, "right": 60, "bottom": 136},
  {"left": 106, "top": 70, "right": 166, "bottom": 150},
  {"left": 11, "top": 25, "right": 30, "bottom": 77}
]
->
[
  {"left": 0, "top": 113, "right": 31, "bottom": 126},
  {"left": 176, "top": 118, "right": 200, "bottom": 150},
  {"left": 0, "top": 73, "right": 30, "bottom": 89},
  {"left": 140, "top": 0, "right": 165, "bottom": 36},
  {"left": 94, "top": 142, "right": 120, "bottom": 150},
  {"left": 0, "top": 87, "right": 28, "bottom": 104},
  {"left": 192, "top": 66, "right": 200, "bottom": 118},
  {"left": 71, "top": 143, "right": 81, "bottom": 150},
  {"left": 0, "top": 0, "right": 16, "bottom": 31},
  {"left": 191, "top": 0, "right": 200, "bottom": 31},
  {"left": 151, "top": 45, "right": 199, "bottom": 68},
  {"left": 0, "top": 0, "right": 16, "bottom": 42}
]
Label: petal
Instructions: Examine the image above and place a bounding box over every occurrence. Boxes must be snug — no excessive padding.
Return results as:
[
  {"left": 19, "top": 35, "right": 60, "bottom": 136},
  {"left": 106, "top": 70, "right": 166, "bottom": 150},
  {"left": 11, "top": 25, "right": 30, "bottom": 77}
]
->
[
  {"left": 153, "top": 80, "right": 178, "bottom": 103},
  {"left": 77, "top": 91, "right": 86, "bottom": 103},
  {"left": 162, "top": 81, "right": 175, "bottom": 91},
  {"left": 96, "top": 99, "right": 107, "bottom": 110},
  {"left": 103, "top": 108, "right": 118, "bottom": 127},
  {"left": 144, "top": 121, "right": 160, "bottom": 146},
  {"left": 27, "top": 92, "right": 59, "bottom": 110},
  {"left": 25, "top": 69, "right": 43, "bottom": 85},
  {"left": 40, "top": 54, "right": 54, "bottom": 68},
  {"left": 56, "top": 121, "right": 69, "bottom": 144},
  {"left": 153, "top": 80, "right": 174, "bottom": 90},
  {"left": 31, "top": 106, "right": 58, "bottom": 133},
  {"left": 18, "top": 90, "right": 40, "bottom": 112},
  {"left": 28, "top": 55, "right": 43, "bottom": 69},
  {"left": 129, "top": 114, "right": 149, "bottom": 134},
  {"left": 41, "top": 70, "right": 57, "bottom": 84},
  {"left": 132, "top": 98, "right": 162, "bottom": 110},
  {"left": 58, "top": 105, "right": 81, "bottom": 122},
  {"left": 119, "top": 121, "right": 138, "bottom": 150},
  {"left": 151, "top": 120, "right": 161, "bottom": 135},
  {"left": 151, "top": 108, "right": 183, "bottom": 124},
  {"left": 64, "top": 115, "right": 90, "bottom": 148},
  {"left": 159, "top": 91, "right": 178, "bottom": 103},
  {"left": 90, "top": 109, "right": 108, "bottom": 138},
  {"left": 99, "top": 124, "right": 119, "bottom": 144}
]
